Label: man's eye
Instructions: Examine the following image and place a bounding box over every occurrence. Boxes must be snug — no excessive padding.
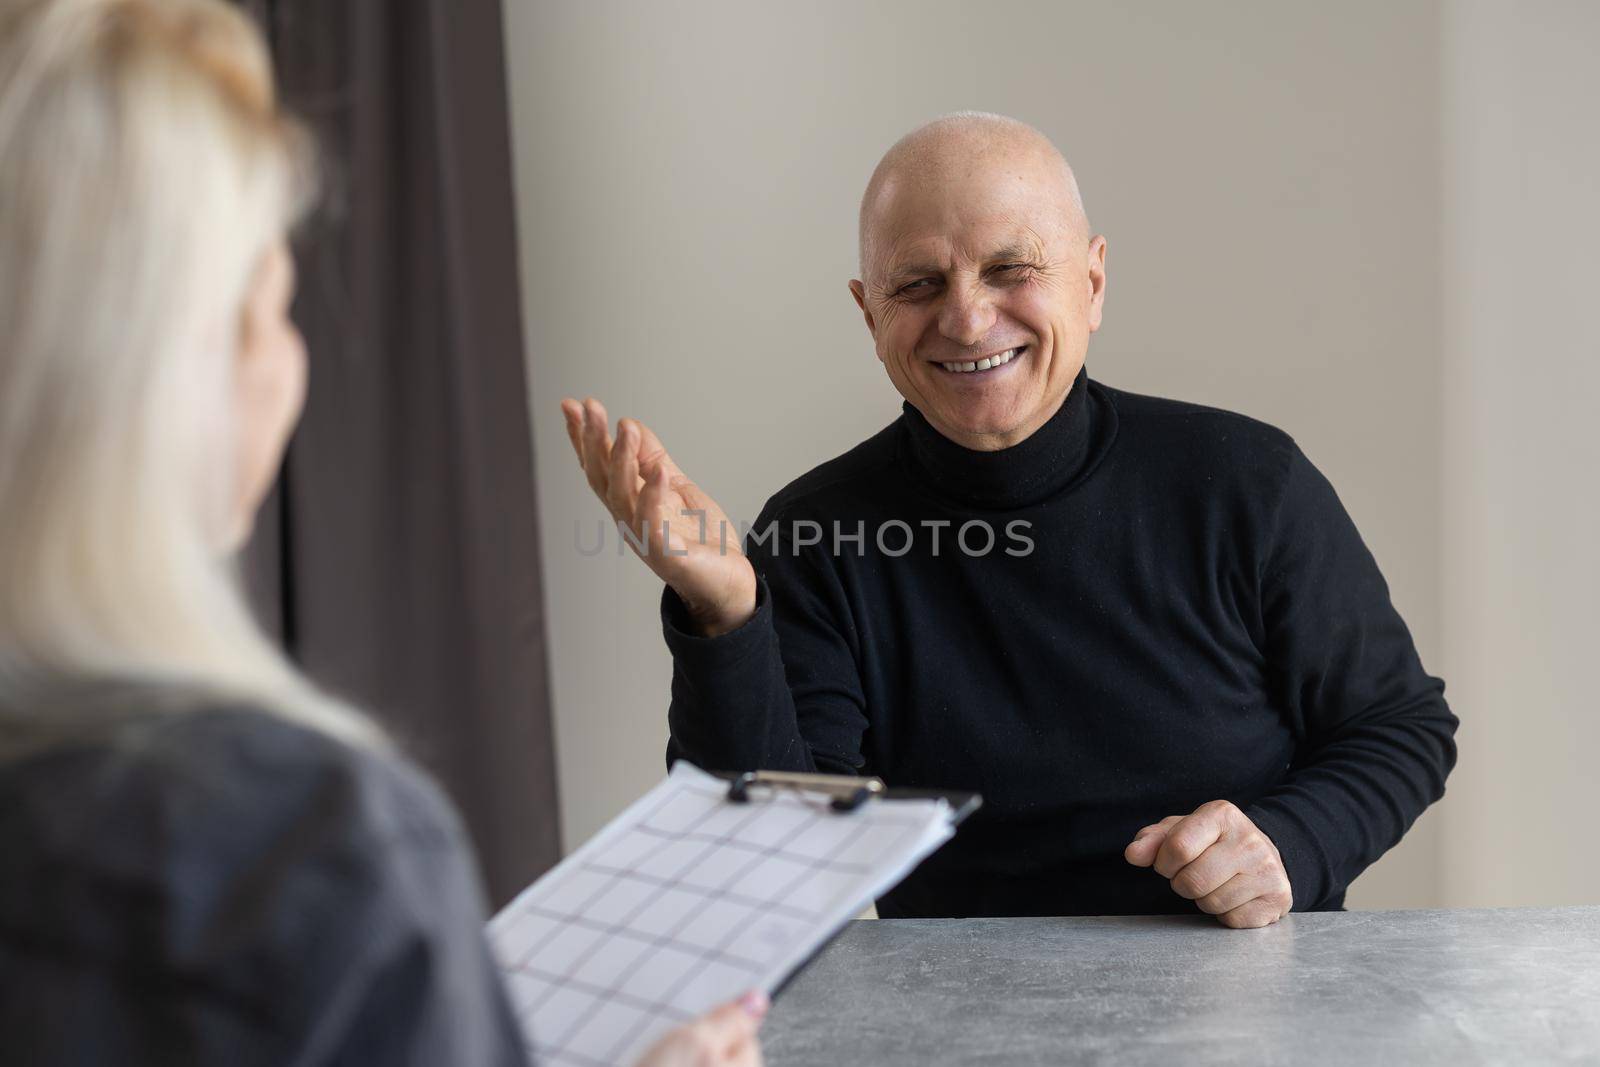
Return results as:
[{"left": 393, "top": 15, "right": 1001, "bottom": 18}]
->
[{"left": 899, "top": 279, "right": 936, "bottom": 295}]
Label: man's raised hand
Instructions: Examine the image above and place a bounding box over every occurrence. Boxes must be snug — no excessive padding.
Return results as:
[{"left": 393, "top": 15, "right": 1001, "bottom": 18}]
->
[
  {"left": 560, "top": 397, "right": 757, "bottom": 636},
  {"left": 1123, "top": 800, "right": 1293, "bottom": 929}
]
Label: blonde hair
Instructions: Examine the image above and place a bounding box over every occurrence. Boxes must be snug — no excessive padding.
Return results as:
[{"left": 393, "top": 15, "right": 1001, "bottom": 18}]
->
[{"left": 0, "top": 0, "right": 376, "bottom": 742}]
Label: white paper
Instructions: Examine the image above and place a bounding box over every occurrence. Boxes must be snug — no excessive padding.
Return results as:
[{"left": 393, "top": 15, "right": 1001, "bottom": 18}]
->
[{"left": 487, "top": 762, "right": 954, "bottom": 1067}]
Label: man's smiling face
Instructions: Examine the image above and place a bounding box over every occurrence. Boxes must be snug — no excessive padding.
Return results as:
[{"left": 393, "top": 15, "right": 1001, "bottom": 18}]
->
[{"left": 850, "top": 116, "right": 1106, "bottom": 451}]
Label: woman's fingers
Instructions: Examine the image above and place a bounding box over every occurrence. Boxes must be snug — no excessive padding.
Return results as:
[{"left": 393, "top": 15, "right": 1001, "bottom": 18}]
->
[
  {"left": 632, "top": 991, "right": 767, "bottom": 1067},
  {"left": 694, "top": 992, "right": 768, "bottom": 1061}
]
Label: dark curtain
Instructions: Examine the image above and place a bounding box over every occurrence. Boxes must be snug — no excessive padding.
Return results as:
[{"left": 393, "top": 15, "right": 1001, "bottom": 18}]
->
[{"left": 236, "top": 0, "right": 561, "bottom": 907}]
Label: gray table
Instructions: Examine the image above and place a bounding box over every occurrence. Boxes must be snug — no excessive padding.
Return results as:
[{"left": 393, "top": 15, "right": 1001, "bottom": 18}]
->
[{"left": 761, "top": 907, "right": 1600, "bottom": 1065}]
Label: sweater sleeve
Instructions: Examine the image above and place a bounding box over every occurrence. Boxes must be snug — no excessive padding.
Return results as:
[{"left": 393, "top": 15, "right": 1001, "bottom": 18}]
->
[
  {"left": 663, "top": 502, "right": 870, "bottom": 776},
  {"left": 1243, "top": 443, "right": 1459, "bottom": 909}
]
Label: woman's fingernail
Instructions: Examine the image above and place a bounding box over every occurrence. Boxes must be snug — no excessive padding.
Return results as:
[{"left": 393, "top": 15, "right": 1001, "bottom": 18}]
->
[{"left": 740, "top": 990, "right": 770, "bottom": 1018}]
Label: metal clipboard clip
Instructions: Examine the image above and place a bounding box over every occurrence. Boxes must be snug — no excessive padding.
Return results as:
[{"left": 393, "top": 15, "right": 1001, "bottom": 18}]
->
[{"left": 725, "top": 770, "right": 887, "bottom": 813}]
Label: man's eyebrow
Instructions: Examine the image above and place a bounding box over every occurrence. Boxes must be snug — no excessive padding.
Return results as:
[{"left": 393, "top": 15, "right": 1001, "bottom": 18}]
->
[
  {"left": 882, "top": 243, "right": 1044, "bottom": 283},
  {"left": 881, "top": 262, "right": 944, "bottom": 284},
  {"left": 986, "top": 241, "right": 1043, "bottom": 262}
]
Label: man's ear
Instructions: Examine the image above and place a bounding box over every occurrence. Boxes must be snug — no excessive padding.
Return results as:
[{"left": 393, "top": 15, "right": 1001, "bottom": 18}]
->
[
  {"left": 1085, "top": 235, "right": 1108, "bottom": 333},
  {"left": 848, "top": 279, "right": 876, "bottom": 338}
]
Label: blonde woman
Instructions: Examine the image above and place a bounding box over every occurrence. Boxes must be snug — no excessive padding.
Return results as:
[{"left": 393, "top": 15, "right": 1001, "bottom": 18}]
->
[{"left": 0, "top": 1, "right": 766, "bottom": 1064}]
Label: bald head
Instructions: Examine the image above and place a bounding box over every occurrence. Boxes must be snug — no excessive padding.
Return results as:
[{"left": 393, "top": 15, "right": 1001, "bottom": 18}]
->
[{"left": 858, "top": 112, "right": 1089, "bottom": 276}]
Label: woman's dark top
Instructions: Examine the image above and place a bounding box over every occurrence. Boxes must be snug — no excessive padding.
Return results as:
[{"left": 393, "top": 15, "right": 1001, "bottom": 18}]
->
[
  {"left": 662, "top": 365, "right": 1459, "bottom": 917},
  {"left": 0, "top": 692, "right": 530, "bottom": 1066}
]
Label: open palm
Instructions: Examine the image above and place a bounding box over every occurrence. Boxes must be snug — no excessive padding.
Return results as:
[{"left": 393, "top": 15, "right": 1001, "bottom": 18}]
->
[{"left": 561, "top": 397, "right": 757, "bottom": 635}]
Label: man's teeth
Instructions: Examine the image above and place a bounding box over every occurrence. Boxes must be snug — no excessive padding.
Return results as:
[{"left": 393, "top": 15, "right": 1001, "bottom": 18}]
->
[{"left": 942, "top": 347, "right": 1021, "bottom": 373}]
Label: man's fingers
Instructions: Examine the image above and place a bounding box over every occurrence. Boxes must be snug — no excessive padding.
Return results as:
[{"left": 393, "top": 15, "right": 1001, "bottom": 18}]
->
[
  {"left": 1152, "top": 804, "right": 1230, "bottom": 879},
  {"left": 631, "top": 419, "right": 683, "bottom": 483},
  {"left": 607, "top": 419, "right": 644, "bottom": 522},
  {"left": 1194, "top": 871, "right": 1259, "bottom": 915},
  {"left": 1168, "top": 834, "right": 1252, "bottom": 901},
  {"left": 675, "top": 477, "right": 721, "bottom": 522},
  {"left": 570, "top": 405, "right": 694, "bottom": 543},
  {"left": 1218, "top": 897, "right": 1286, "bottom": 930},
  {"left": 559, "top": 398, "right": 585, "bottom": 468},
  {"left": 638, "top": 461, "right": 672, "bottom": 558},
  {"left": 1128, "top": 801, "right": 1291, "bottom": 928},
  {"left": 1123, "top": 815, "right": 1182, "bottom": 867},
  {"left": 1123, "top": 827, "right": 1166, "bottom": 867},
  {"left": 580, "top": 397, "right": 614, "bottom": 501}
]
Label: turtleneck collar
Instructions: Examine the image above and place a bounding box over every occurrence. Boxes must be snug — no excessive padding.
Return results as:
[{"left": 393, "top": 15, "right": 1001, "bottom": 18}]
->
[{"left": 897, "top": 364, "right": 1117, "bottom": 510}]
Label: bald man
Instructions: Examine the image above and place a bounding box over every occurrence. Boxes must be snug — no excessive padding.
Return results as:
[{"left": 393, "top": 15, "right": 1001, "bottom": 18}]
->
[{"left": 561, "top": 113, "right": 1456, "bottom": 928}]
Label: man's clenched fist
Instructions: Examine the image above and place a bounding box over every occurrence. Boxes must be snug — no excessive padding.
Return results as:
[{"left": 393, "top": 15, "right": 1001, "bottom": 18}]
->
[{"left": 1123, "top": 800, "right": 1293, "bottom": 929}]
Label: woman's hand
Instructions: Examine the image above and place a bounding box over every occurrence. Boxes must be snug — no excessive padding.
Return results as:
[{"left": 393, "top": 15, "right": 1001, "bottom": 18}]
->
[
  {"left": 560, "top": 398, "right": 758, "bottom": 636},
  {"left": 634, "top": 991, "right": 768, "bottom": 1067}
]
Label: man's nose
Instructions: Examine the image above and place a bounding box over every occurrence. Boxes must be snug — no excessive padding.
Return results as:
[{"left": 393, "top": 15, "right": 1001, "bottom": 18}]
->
[{"left": 937, "top": 281, "right": 998, "bottom": 347}]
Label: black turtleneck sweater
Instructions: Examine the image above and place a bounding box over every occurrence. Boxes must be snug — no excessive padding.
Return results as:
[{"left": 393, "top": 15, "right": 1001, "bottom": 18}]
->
[{"left": 661, "top": 367, "right": 1457, "bottom": 917}]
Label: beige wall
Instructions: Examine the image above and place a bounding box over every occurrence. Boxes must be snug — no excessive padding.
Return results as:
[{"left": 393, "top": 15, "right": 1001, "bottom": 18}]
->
[
  {"left": 1436, "top": 0, "right": 1600, "bottom": 906},
  {"left": 503, "top": 0, "right": 1591, "bottom": 909}
]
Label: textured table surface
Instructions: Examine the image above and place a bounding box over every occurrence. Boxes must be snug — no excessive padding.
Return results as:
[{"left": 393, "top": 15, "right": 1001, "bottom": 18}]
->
[{"left": 761, "top": 907, "right": 1600, "bottom": 1065}]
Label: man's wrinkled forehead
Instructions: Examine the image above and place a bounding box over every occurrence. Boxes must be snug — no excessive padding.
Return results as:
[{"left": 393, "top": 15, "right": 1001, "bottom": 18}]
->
[{"left": 863, "top": 173, "right": 1074, "bottom": 281}]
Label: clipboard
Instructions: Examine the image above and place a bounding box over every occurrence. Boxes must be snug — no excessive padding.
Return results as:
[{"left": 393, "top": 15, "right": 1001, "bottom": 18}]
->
[
  {"left": 717, "top": 768, "right": 983, "bottom": 823},
  {"left": 712, "top": 769, "right": 982, "bottom": 998},
  {"left": 488, "top": 763, "right": 981, "bottom": 1067}
]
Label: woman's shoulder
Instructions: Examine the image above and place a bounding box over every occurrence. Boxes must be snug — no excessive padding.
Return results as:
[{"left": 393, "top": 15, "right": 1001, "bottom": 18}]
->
[
  {"left": 0, "top": 692, "right": 485, "bottom": 1041},
  {"left": 0, "top": 688, "right": 526, "bottom": 1063},
  {"left": 1, "top": 694, "right": 465, "bottom": 877}
]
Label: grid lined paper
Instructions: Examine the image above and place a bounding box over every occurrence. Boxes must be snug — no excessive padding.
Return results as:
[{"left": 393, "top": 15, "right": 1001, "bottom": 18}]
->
[{"left": 487, "top": 763, "right": 954, "bottom": 1066}]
